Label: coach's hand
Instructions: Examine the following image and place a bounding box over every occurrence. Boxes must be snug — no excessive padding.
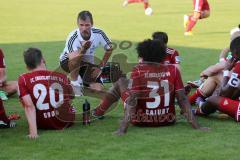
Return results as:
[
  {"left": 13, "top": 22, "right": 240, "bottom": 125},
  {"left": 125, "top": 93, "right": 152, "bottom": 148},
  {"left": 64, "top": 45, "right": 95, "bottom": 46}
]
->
[{"left": 81, "top": 41, "right": 92, "bottom": 51}]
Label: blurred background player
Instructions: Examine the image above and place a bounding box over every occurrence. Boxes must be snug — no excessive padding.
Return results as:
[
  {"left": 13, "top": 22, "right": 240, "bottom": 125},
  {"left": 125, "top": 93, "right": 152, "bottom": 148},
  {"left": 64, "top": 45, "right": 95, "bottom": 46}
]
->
[
  {"left": 122, "top": 0, "right": 152, "bottom": 15},
  {"left": 59, "top": 11, "right": 112, "bottom": 92},
  {"left": 19, "top": 48, "right": 75, "bottom": 139},
  {"left": 94, "top": 39, "right": 207, "bottom": 135},
  {"left": 184, "top": 0, "right": 210, "bottom": 36},
  {"left": 0, "top": 49, "right": 18, "bottom": 100},
  {"left": 193, "top": 37, "right": 240, "bottom": 122}
]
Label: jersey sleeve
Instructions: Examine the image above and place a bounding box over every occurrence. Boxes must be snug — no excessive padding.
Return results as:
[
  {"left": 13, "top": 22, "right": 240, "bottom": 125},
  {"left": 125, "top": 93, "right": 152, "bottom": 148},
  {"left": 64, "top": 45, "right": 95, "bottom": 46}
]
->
[
  {"left": 18, "top": 75, "right": 29, "bottom": 98},
  {"left": 128, "top": 66, "right": 141, "bottom": 93},
  {"left": 228, "top": 62, "right": 240, "bottom": 88},
  {"left": 98, "top": 30, "right": 112, "bottom": 51},
  {"left": 65, "top": 32, "right": 80, "bottom": 53},
  {"left": 171, "top": 50, "right": 181, "bottom": 64},
  {"left": 174, "top": 67, "right": 184, "bottom": 91},
  {"left": 0, "top": 49, "right": 6, "bottom": 68}
]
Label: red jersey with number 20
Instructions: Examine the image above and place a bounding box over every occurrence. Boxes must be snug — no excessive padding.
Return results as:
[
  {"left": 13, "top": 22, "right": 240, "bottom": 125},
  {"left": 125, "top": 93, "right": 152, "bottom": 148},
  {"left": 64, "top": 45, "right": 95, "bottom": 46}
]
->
[
  {"left": 123, "top": 63, "right": 184, "bottom": 126},
  {"left": 18, "top": 70, "right": 75, "bottom": 129}
]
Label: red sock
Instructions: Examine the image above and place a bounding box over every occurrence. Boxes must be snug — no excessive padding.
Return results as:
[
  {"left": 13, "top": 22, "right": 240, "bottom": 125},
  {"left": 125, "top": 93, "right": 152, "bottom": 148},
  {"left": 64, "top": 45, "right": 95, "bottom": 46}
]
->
[
  {"left": 128, "top": 0, "right": 143, "bottom": 3},
  {"left": 0, "top": 99, "right": 9, "bottom": 123},
  {"left": 186, "top": 16, "right": 197, "bottom": 32},
  {"left": 94, "top": 94, "right": 119, "bottom": 116},
  {"left": 188, "top": 89, "right": 205, "bottom": 105}
]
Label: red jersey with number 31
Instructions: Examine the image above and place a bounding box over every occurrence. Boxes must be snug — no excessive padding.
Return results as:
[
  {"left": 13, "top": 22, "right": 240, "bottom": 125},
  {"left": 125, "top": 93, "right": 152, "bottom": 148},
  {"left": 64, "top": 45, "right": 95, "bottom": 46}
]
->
[
  {"left": 18, "top": 70, "right": 75, "bottom": 129},
  {"left": 124, "top": 63, "right": 184, "bottom": 126}
]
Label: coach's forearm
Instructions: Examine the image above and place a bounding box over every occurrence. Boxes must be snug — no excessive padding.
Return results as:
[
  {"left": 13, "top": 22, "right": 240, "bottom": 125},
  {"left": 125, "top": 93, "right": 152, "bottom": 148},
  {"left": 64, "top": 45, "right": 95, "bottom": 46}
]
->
[{"left": 100, "top": 50, "right": 112, "bottom": 66}]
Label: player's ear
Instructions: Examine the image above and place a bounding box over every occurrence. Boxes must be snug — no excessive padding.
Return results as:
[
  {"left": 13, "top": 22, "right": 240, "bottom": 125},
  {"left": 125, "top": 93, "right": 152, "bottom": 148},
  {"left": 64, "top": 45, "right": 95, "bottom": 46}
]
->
[{"left": 42, "top": 58, "right": 46, "bottom": 65}]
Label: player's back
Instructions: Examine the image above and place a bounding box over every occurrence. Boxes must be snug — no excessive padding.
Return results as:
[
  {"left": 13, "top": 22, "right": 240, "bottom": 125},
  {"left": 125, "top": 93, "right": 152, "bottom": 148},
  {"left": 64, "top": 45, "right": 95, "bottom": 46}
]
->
[
  {"left": 18, "top": 70, "right": 75, "bottom": 129},
  {"left": 129, "top": 63, "right": 183, "bottom": 126}
]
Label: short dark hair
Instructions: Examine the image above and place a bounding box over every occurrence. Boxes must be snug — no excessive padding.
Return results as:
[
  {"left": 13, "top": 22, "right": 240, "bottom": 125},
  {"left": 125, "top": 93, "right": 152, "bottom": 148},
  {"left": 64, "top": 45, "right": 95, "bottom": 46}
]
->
[
  {"left": 137, "top": 39, "right": 167, "bottom": 63},
  {"left": 77, "top": 11, "right": 93, "bottom": 24},
  {"left": 23, "top": 48, "right": 43, "bottom": 69},
  {"left": 152, "top": 32, "right": 168, "bottom": 44},
  {"left": 230, "top": 37, "right": 240, "bottom": 55}
]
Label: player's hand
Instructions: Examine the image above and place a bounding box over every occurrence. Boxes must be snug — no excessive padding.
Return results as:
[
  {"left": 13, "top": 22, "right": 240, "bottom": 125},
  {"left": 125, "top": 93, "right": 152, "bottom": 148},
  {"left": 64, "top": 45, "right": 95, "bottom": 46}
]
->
[
  {"left": 114, "top": 128, "right": 126, "bottom": 136},
  {"left": 27, "top": 133, "right": 39, "bottom": 139},
  {"left": 225, "top": 57, "right": 237, "bottom": 71}
]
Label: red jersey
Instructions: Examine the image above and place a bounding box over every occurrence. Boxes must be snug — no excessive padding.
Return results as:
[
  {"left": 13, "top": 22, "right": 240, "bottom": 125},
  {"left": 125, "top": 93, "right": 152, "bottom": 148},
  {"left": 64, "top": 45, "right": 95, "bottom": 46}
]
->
[
  {"left": 164, "top": 47, "right": 180, "bottom": 65},
  {"left": 18, "top": 70, "right": 75, "bottom": 129},
  {"left": 193, "top": 0, "right": 210, "bottom": 12},
  {"left": 122, "top": 63, "right": 184, "bottom": 126},
  {"left": 217, "top": 62, "right": 240, "bottom": 122},
  {"left": 0, "top": 49, "right": 6, "bottom": 68}
]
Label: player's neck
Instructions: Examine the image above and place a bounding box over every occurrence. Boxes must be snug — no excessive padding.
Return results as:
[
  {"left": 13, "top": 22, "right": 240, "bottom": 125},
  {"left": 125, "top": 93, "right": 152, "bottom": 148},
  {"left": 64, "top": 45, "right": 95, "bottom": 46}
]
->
[{"left": 31, "top": 64, "right": 47, "bottom": 72}]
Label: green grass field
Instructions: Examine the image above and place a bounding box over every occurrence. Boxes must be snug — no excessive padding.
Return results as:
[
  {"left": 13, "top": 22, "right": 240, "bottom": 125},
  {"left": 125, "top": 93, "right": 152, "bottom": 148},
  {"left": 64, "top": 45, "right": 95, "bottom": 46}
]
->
[{"left": 0, "top": 0, "right": 240, "bottom": 159}]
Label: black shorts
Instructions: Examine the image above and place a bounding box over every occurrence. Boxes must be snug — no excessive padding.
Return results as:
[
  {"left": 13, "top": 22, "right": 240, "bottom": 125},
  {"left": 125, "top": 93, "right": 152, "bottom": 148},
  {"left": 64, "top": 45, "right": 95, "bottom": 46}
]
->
[{"left": 60, "top": 58, "right": 103, "bottom": 87}]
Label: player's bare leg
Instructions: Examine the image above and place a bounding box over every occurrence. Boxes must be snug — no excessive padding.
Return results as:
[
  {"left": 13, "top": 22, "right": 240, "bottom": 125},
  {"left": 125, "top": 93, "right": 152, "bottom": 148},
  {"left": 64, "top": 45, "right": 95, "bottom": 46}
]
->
[
  {"left": 185, "top": 10, "right": 210, "bottom": 36},
  {"left": 185, "top": 11, "right": 200, "bottom": 36},
  {"left": 200, "top": 10, "right": 210, "bottom": 19},
  {"left": 188, "top": 73, "right": 221, "bottom": 104},
  {"left": 94, "top": 77, "right": 129, "bottom": 117}
]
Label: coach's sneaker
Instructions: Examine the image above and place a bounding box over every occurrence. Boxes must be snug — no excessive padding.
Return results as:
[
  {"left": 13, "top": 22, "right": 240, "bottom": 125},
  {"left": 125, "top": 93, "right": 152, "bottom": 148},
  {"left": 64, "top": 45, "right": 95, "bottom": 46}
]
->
[
  {"left": 184, "top": 31, "right": 193, "bottom": 36},
  {"left": 0, "top": 120, "right": 16, "bottom": 128},
  {"left": 184, "top": 15, "right": 189, "bottom": 28},
  {"left": 71, "top": 80, "right": 83, "bottom": 97},
  {"left": 187, "top": 79, "right": 203, "bottom": 88},
  {"left": 0, "top": 91, "right": 8, "bottom": 101},
  {"left": 122, "top": 0, "right": 128, "bottom": 7}
]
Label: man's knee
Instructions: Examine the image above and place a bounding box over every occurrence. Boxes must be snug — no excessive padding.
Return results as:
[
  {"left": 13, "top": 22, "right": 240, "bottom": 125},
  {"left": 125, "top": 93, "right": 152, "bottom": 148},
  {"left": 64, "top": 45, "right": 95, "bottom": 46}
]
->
[{"left": 200, "top": 10, "right": 210, "bottom": 19}]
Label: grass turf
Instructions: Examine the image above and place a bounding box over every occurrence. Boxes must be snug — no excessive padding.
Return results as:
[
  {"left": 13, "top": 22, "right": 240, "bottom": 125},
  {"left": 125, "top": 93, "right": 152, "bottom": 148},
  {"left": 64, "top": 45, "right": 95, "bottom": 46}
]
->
[{"left": 0, "top": 0, "right": 239, "bottom": 159}]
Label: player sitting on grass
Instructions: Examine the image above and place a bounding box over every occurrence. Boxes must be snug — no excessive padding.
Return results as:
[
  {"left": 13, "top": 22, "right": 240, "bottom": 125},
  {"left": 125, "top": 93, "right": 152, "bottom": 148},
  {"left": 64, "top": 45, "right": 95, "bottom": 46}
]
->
[
  {"left": 188, "top": 25, "right": 240, "bottom": 88},
  {"left": 152, "top": 32, "right": 181, "bottom": 71},
  {"left": 188, "top": 27, "right": 240, "bottom": 105},
  {"left": 93, "top": 39, "right": 208, "bottom": 135},
  {"left": 18, "top": 48, "right": 75, "bottom": 139},
  {"left": 193, "top": 37, "right": 240, "bottom": 122}
]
